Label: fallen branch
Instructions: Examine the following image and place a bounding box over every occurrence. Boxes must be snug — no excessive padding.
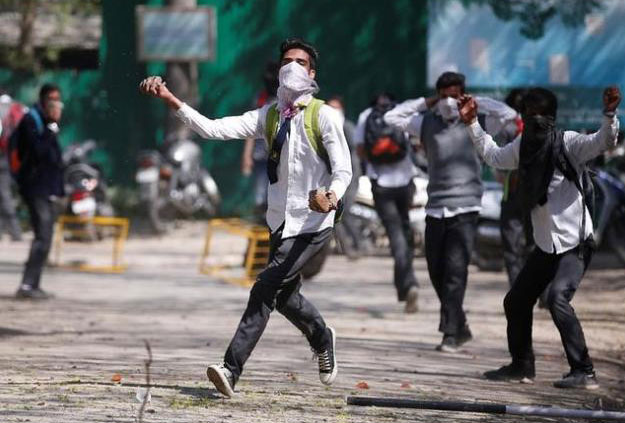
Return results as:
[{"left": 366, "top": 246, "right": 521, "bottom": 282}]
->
[{"left": 137, "top": 340, "right": 153, "bottom": 423}]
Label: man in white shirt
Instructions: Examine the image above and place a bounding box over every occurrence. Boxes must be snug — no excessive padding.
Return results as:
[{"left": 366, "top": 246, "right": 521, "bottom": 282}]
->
[
  {"left": 384, "top": 72, "right": 516, "bottom": 353},
  {"left": 139, "top": 38, "right": 352, "bottom": 397},
  {"left": 459, "top": 86, "right": 621, "bottom": 389},
  {"left": 354, "top": 93, "right": 420, "bottom": 314}
]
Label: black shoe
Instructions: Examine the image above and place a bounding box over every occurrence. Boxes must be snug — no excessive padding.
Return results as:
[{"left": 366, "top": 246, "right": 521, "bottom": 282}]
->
[
  {"left": 484, "top": 363, "right": 535, "bottom": 384},
  {"left": 457, "top": 325, "right": 473, "bottom": 346},
  {"left": 315, "top": 326, "right": 337, "bottom": 385},
  {"left": 15, "top": 286, "right": 53, "bottom": 300},
  {"left": 553, "top": 371, "right": 599, "bottom": 390},
  {"left": 435, "top": 335, "right": 458, "bottom": 353}
]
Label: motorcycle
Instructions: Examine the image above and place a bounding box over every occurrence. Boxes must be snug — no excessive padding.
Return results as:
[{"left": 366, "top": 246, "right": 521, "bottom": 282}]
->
[
  {"left": 592, "top": 156, "right": 625, "bottom": 265},
  {"left": 62, "top": 139, "right": 114, "bottom": 240},
  {"left": 136, "top": 138, "right": 220, "bottom": 233}
]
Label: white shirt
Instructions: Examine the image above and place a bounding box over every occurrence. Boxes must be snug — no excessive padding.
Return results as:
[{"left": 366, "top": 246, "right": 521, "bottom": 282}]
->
[
  {"left": 175, "top": 97, "right": 352, "bottom": 238},
  {"left": 467, "top": 115, "right": 619, "bottom": 254},
  {"left": 354, "top": 107, "right": 417, "bottom": 188},
  {"left": 384, "top": 96, "right": 517, "bottom": 218}
]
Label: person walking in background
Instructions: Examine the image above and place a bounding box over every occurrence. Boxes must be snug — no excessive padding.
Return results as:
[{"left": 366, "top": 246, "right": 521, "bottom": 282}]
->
[
  {"left": 240, "top": 61, "right": 279, "bottom": 221},
  {"left": 459, "top": 86, "right": 620, "bottom": 389},
  {"left": 0, "top": 91, "right": 25, "bottom": 242},
  {"left": 326, "top": 94, "right": 363, "bottom": 260},
  {"left": 355, "top": 92, "right": 419, "bottom": 313},
  {"left": 384, "top": 72, "right": 516, "bottom": 352},
  {"left": 13, "top": 83, "right": 65, "bottom": 300},
  {"left": 140, "top": 38, "right": 351, "bottom": 398}
]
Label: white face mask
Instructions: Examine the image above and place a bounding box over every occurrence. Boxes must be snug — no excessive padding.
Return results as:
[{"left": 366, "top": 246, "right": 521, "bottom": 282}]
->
[
  {"left": 277, "top": 61, "right": 319, "bottom": 109},
  {"left": 437, "top": 97, "right": 459, "bottom": 122}
]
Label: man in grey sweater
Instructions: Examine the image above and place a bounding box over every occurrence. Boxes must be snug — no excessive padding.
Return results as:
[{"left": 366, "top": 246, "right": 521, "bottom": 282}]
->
[{"left": 384, "top": 72, "right": 515, "bottom": 352}]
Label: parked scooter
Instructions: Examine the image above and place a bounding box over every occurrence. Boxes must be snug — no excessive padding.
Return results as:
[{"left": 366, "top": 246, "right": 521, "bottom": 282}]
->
[
  {"left": 62, "top": 140, "right": 114, "bottom": 240},
  {"left": 136, "top": 138, "right": 220, "bottom": 233},
  {"left": 63, "top": 139, "right": 113, "bottom": 218}
]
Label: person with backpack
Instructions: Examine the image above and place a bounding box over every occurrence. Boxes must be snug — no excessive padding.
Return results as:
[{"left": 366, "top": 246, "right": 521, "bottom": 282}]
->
[
  {"left": 459, "top": 86, "right": 620, "bottom": 389},
  {"left": 354, "top": 93, "right": 420, "bottom": 313},
  {"left": 0, "top": 92, "right": 25, "bottom": 241},
  {"left": 384, "top": 72, "right": 516, "bottom": 353},
  {"left": 139, "top": 38, "right": 351, "bottom": 398},
  {"left": 11, "top": 83, "right": 64, "bottom": 300}
]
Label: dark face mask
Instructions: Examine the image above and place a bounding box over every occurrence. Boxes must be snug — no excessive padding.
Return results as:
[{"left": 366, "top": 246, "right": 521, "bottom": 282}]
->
[{"left": 521, "top": 114, "right": 555, "bottom": 146}]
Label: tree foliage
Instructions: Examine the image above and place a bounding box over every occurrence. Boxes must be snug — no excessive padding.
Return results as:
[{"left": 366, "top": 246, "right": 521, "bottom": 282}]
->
[{"left": 0, "top": 0, "right": 101, "bottom": 72}]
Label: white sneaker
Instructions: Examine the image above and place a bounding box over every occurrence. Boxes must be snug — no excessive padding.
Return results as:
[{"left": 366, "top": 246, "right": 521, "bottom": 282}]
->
[
  {"left": 316, "top": 327, "right": 338, "bottom": 385},
  {"left": 206, "top": 363, "right": 235, "bottom": 398}
]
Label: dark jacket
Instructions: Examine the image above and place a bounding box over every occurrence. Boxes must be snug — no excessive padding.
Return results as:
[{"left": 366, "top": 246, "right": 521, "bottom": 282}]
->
[{"left": 15, "top": 105, "right": 64, "bottom": 198}]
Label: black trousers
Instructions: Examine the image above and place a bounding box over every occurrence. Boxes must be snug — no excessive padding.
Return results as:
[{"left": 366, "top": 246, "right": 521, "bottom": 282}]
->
[
  {"left": 371, "top": 182, "right": 418, "bottom": 301},
  {"left": 224, "top": 226, "right": 332, "bottom": 383},
  {"left": 21, "top": 195, "right": 57, "bottom": 289},
  {"left": 425, "top": 212, "right": 478, "bottom": 335},
  {"left": 500, "top": 192, "right": 534, "bottom": 286},
  {"left": 505, "top": 245, "right": 594, "bottom": 373}
]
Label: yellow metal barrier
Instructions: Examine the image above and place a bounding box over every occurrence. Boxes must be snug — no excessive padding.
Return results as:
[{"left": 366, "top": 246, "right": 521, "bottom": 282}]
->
[
  {"left": 52, "top": 215, "right": 130, "bottom": 273},
  {"left": 199, "top": 218, "right": 270, "bottom": 287}
]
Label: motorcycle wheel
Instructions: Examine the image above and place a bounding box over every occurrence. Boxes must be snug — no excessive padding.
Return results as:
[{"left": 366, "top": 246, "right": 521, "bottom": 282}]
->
[
  {"left": 301, "top": 242, "right": 331, "bottom": 280},
  {"left": 606, "top": 208, "right": 625, "bottom": 266}
]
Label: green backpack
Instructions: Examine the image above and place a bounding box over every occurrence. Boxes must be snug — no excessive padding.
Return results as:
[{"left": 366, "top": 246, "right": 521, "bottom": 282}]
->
[{"left": 264, "top": 98, "right": 343, "bottom": 221}]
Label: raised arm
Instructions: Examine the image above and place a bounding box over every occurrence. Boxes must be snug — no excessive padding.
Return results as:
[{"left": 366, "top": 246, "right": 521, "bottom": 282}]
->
[
  {"left": 563, "top": 86, "right": 621, "bottom": 164},
  {"left": 383, "top": 96, "right": 438, "bottom": 136},
  {"left": 459, "top": 95, "right": 519, "bottom": 170},
  {"left": 474, "top": 96, "right": 518, "bottom": 136},
  {"left": 139, "top": 76, "right": 262, "bottom": 140}
]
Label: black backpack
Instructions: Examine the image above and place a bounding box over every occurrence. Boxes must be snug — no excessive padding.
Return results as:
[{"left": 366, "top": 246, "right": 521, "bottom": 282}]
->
[{"left": 363, "top": 103, "right": 409, "bottom": 165}]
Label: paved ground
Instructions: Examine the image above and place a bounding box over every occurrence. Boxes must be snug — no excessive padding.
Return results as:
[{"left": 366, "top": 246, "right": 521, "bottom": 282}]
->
[{"left": 0, "top": 221, "right": 624, "bottom": 422}]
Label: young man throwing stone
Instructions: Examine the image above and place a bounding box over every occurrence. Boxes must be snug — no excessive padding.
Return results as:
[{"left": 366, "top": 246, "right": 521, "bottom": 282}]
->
[{"left": 139, "top": 38, "right": 351, "bottom": 397}]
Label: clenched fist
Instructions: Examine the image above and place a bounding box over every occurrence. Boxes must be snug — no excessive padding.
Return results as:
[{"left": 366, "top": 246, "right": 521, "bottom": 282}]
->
[
  {"left": 309, "top": 188, "right": 338, "bottom": 213},
  {"left": 603, "top": 86, "right": 621, "bottom": 113},
  {"left": 139, "top": 76, "right": 183, "bottom": 109},
  {"left": 458, "top": 94, "right": 478, "bottom": 124}
]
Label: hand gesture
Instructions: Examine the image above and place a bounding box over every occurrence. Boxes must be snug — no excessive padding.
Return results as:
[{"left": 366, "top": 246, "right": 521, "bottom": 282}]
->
[
  {"left": 458, "top": 94, "right": 478, "bottom": 124},
  {"left": 309, "top": 188, "right": 338, "bottom": 213},
  {"left": 139, "top": 76, "right": 172, "bottom": 100},
  {"left": 603, "top": 86, "right": 621, "bottom": 113}
]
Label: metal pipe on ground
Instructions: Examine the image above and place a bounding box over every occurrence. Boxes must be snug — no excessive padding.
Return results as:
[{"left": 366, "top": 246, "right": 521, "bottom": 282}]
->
[{"left": 346, "top": 396, "right": 625, "bottom": 421}]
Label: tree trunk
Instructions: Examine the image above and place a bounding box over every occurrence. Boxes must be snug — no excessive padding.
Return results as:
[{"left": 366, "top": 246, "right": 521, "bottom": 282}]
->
[
  {"left": 164, "top": 0, "right": 199, "bottom": 143},
  {"left": 17, "top": 0, "right": 37, "bottom": 70}
]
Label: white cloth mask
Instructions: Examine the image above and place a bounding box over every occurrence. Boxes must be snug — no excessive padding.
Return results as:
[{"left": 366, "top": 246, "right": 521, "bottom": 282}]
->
[
  {"left": 437, "top": 97, "right": 460, "bottom": 122},
  {"left": 277, "top": 61, "right": 319, "bottom": 109}
]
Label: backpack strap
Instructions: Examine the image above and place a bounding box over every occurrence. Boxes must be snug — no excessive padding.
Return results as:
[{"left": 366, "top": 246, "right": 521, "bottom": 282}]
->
[
  {"left": 28, "top": 107, "right": 45, "bottom": 135},
  {"left": 303, "top": 98, "right": 331, "bottom": 173},
  {"left": 265, "top": 103, "right": 280, "bottom": 152},
  {"left": 553, "top": 134, "right": 591, "bottom": 256}
]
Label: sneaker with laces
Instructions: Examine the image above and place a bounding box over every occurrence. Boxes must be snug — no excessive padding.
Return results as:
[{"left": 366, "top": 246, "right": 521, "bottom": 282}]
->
[
  {"left": 435, "top": 334, "right": 458, "bottom": 353},
  {"left": 484, "top": 362, "right": 535, "bottom": 384},
  {"left": 404, "top": 286, "right": 419, "bottom": 314},
  {"left": 315, "top": 326, "right": 337, "bottom": 385},
  {"left": 553, "top": 371, "right": 599, "bottom": 390},
  {"left": 206, "top": 363, "right": 235, "bottom": 397}
]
